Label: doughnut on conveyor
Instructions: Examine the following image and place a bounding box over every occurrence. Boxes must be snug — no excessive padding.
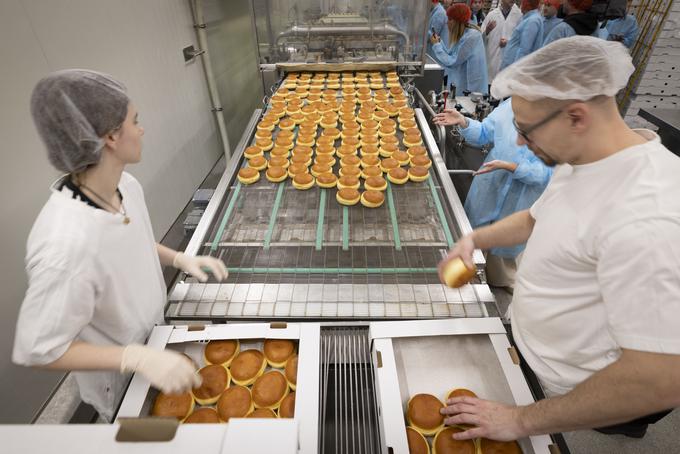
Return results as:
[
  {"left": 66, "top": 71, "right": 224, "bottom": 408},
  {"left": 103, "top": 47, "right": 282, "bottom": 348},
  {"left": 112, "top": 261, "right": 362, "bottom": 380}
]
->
[{"left": 166, "top": 69, "right": 492, "bottom": 322}]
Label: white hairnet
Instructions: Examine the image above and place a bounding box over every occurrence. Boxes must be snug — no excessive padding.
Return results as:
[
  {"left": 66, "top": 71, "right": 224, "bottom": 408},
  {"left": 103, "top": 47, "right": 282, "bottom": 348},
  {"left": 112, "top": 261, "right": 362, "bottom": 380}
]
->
[
  {"left": 491, "top": 36, "right": 634, "bottom": 102},
  {"left": 31, "top": 69, "right": 129, "bottom": 173}
]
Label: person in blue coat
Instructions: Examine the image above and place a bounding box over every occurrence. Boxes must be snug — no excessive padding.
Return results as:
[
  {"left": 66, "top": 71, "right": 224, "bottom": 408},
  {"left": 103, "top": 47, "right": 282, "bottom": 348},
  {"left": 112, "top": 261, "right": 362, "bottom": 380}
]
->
[
  {"left": 543, "top": 0, "right": 598, "bottom": 46},
  {"left": 601, "top": 14, "right": 639, "bottom": 48},
  {"left": 431, "top": 4, "right": 489, "bottom": 94},
  {"left": 499, "top": 0, "right": 544, "bottom": 70},
  {"left": 433, "top": 98, "right": 553, "bottom": 288},
  {"left": 541, "top": 0, "right": 563, "bottom": 41},
  {"left": 427, "top": 0, "right": 451, "bottom": 65}
]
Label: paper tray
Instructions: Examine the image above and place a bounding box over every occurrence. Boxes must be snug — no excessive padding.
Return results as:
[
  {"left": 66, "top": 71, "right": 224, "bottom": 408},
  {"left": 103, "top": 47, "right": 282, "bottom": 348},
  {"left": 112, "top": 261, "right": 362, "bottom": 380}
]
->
[
  {"left": 369, "top": 318, "right": 554, "bottom": 454},
  {"left": 117, "top": 322, "right": 320, "bottom": 454}
]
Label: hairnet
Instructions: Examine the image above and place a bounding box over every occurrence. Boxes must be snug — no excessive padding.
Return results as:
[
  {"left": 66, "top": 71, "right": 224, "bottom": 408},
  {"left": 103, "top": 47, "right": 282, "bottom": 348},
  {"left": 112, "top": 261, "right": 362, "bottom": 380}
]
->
[
  {"left": 543, "top": 0, "right": 561, "bottom": 8},
  {"left": 447, "top": 4, "right": 472, "bottom": 23},
  {"left": 491, "top": 36, "right": 634, "bottom": 101},
  {"left": 30, "top": 69, "right": 129, "bottom": 173},
  {"left": 522, "top": 0, "right": 541, "bottom": 10}
]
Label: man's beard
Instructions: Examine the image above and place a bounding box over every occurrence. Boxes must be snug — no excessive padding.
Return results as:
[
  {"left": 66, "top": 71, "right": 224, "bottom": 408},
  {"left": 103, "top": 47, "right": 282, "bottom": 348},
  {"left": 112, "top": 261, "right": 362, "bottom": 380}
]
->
[{"left": 529, "top": 145, "right": 558, "bottom": 167}]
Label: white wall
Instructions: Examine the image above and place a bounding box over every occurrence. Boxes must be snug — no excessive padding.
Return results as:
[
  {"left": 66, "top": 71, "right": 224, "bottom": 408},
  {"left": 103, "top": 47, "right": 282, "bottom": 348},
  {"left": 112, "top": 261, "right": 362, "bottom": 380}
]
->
[{"left": 0, "top": 0, "right": 223, "bottom": 423}]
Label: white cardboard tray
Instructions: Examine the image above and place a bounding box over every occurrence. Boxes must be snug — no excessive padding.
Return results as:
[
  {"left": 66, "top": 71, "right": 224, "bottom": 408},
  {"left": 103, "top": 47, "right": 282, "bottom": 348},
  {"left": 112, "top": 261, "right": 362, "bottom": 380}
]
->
[
  {"left": 369, "top": 318, "right": 554, "bottom": 454},
  {"left": 117, "top": 322, "right": 320, "bottom": 454}
]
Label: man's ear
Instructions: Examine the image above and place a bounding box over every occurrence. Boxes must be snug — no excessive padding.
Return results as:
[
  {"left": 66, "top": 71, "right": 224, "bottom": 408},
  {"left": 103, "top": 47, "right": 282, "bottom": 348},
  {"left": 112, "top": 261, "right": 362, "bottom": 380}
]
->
[{"left": 565, "top": 102, "right": 590, "bottom": 133}]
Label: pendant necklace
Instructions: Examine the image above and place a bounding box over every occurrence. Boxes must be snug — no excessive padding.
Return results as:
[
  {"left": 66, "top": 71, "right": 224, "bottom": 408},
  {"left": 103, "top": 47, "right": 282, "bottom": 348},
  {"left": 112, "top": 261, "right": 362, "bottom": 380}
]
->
[{"left": 79, "top": 183, "right": 130, "bottom": 224}]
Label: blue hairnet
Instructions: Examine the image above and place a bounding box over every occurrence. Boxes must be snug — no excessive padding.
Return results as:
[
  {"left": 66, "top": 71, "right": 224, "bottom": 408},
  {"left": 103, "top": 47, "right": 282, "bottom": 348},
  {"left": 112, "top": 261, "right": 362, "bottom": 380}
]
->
[{"left": 30, "top": 69, "right": 129, "bottom": 173}]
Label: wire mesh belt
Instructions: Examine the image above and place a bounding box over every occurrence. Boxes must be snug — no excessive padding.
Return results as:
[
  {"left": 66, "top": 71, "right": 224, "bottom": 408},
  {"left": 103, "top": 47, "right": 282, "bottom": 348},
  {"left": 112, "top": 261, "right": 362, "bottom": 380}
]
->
[
  {"left": 167, "top": 71, "right": 492, "bottom": 320},
  {"left": 319, "top": 327, "right": 381, "bottom": 454}
]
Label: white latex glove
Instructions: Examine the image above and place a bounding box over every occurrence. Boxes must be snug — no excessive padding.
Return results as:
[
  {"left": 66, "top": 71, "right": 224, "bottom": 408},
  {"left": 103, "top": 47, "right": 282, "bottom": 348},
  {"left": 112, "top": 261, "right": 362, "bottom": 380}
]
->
[
  {"left": 120, "top": 345, "right": 201, "bottom": 394},
  {"left": 173, "top": 252, "right": 228, "bottom": 282}
]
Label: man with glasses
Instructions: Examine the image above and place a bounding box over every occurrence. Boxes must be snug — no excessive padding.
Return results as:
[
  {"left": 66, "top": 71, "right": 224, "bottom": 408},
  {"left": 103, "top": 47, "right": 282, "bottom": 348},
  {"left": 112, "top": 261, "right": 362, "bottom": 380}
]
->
[
  {"left": 433, "top": 99, "right": 552, "bottom": 293},
  {"left": 438, "top": 36, "right": 680, "bottom": 441}
]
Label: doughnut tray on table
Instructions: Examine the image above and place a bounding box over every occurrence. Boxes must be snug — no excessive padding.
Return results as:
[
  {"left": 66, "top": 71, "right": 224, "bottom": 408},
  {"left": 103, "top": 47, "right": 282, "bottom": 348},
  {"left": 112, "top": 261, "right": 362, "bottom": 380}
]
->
[
  {"left": 167, "top": 71, "right": 494, "bottom": 322},
  {"left": 368, "top": 318, "right": 557, "bottom": 454},
  {"left": 117, "top": 322, "right": 320, "bottom": 454}
]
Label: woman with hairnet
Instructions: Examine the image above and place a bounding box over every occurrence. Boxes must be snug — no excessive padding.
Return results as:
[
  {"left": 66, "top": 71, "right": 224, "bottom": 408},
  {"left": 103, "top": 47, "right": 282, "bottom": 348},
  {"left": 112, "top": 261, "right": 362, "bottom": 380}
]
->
[
  {"left": 12, "top": 69, "right": 228, "bottom": 421},
  {"left": 433, "top": 99, "right": 552, "bottom": 290},
  {"left": 430, "top": 4, "right": 489, "bottom": 94}
]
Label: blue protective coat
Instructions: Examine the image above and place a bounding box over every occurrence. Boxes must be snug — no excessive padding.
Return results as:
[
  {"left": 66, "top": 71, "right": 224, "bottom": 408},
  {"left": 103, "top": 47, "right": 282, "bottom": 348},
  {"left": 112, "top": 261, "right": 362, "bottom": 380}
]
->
[
  {"left": 603, "top": 15, "right": 639, "bottom": 48},
  {"left": 460, "top": 99, "right": 553, "bottom": 258},
  {"left": 542, "top": 16, "right": 563, "bottom": 41},
  {"left": 427, "top": 3, "right": 450, "bottom": 65},
  {"left": 500, "top": 10, "right": 544, "bottom": 70},
  {"left": 432, "top": 27, "right": 489, "bottom": 94},
  {"left": 543, "top": 20, "right": 576, "bottom": 46}
]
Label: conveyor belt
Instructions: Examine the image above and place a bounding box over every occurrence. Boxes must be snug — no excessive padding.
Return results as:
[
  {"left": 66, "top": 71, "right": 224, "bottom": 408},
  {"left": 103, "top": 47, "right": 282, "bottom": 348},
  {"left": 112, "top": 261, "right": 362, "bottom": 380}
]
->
[{"left": 168, "top": 72, "right": 491, "bottom": 321}]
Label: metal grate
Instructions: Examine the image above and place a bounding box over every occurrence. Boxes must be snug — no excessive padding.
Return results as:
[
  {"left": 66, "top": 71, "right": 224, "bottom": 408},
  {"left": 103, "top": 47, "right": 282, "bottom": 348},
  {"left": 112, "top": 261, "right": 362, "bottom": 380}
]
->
[
  {"left": 164, "top": 281, "right": 493, "bottom": 321},
  {"left": 319, "top": 327, "right": 381, "bottom": 454},
  {"left": 167, "top": 72, "right": 490, "bottom": 321},
  {"left": 207, "top": 180, "right": 450, "bottom": 248}
]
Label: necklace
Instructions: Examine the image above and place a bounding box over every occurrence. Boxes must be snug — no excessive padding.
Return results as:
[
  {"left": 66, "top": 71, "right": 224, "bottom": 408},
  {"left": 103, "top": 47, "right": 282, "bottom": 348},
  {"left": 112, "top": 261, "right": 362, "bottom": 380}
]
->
[{"left": 79, "top": 183, "right": 130, "bottom": 224}]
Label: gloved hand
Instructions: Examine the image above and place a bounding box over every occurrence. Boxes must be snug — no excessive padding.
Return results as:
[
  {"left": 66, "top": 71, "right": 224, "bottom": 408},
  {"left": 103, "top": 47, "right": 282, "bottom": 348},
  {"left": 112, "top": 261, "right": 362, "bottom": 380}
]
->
[
  {"left": 120, "top": 344, "right": 201, "bottom": 394},
  {"left": 173, "top": 252, "right": 228, "bottom": 282}
]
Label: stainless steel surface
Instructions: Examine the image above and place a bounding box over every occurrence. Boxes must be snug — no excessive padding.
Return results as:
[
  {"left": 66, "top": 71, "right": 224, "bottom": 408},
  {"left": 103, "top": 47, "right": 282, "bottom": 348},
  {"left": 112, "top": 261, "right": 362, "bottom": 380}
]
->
[
  {"left": 251, "top": 1, "right": 429, "bottom": 66},
  {"left": 413, "top": 87, "right": 446, "bottom": 155},
  {"left": 319, "top": 327, "right": 380, "bottom": 454},
  {"left": 166, "top": 282, "right": 494, "bottom": 320},
  {"left": 448, "top": 169, "right": 476, "bottom": 174},
  {"left": 172, "top": 72, "right": 492, "bottom": 320},
  {"left": 201, "top": 0, "right": 264, "bottom": 152},
  {"left": 184, "top": 110, "right": 262, "bottom": 257},
  {"left": 275, "top": 23, "right": 409, "bottom": 50},
  {"left": 416, "top": 108, "right": 486, "bottom": 268}
]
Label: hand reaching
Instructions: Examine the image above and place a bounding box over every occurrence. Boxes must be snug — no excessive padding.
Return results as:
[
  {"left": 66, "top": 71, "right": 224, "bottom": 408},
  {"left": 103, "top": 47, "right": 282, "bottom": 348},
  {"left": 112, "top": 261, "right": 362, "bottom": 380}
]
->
[
  {"left": 433, "top": 109, "right": 467, "bottom": 127},
  {"left": 441, "top": 396, "right": 528, "bottom": 442},
  {"left": 438, "top": 233, "right": 476, "bottom": 284},
  {"left": 173, "top": 252, "right": 228, "bottom": 282},
  {"left": 474, "top": 160, "right": 517, "bottom": 175}
]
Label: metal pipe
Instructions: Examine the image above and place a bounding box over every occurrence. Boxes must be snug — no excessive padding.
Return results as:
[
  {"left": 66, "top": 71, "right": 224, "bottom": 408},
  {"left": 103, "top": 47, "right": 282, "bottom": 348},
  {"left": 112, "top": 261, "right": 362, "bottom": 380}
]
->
[
  {"left": 275, "top": 23, "right": 409, "bottom": 50},
  {"left": 413, "top": 87, "right": 447, "bottom": 155},
  {"left": 448, "top": 169, "right": 476, "bottom": 174},
  {"left": 190, "top": 0, "right": 232, "bottom": 160}
]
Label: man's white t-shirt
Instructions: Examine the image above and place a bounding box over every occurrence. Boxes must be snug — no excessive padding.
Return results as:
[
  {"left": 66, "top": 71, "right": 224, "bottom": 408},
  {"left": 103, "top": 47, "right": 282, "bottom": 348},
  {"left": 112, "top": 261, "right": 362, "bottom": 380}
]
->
[
  {"left": 511, "top": 130, "right": 680, "bottom": 396},
  {"left": 13, "top": 172, "right": 165, "bottom": 420}
]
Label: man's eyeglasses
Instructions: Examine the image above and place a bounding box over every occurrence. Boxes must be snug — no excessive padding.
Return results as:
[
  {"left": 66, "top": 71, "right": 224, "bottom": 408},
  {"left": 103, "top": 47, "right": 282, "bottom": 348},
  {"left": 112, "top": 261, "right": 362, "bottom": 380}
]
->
[{"left": 513, "top": 108, "right": 563, "bottom": 142}]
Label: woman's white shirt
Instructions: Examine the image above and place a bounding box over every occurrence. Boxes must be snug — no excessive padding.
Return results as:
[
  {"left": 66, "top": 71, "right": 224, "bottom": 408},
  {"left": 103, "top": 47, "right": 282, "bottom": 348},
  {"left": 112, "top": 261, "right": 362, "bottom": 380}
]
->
[{"left": 13, "top": 172, "right": 165, "bottom": 420}]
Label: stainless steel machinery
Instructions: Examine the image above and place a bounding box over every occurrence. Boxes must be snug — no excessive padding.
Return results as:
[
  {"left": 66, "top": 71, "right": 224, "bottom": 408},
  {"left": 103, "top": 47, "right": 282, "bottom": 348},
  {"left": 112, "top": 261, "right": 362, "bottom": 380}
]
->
[
  {"left": 117, "top": 3, "right": 567, "bottom": 453},
  {"left": 253, "top": 0, "right": 427, "bottom": 67}
]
